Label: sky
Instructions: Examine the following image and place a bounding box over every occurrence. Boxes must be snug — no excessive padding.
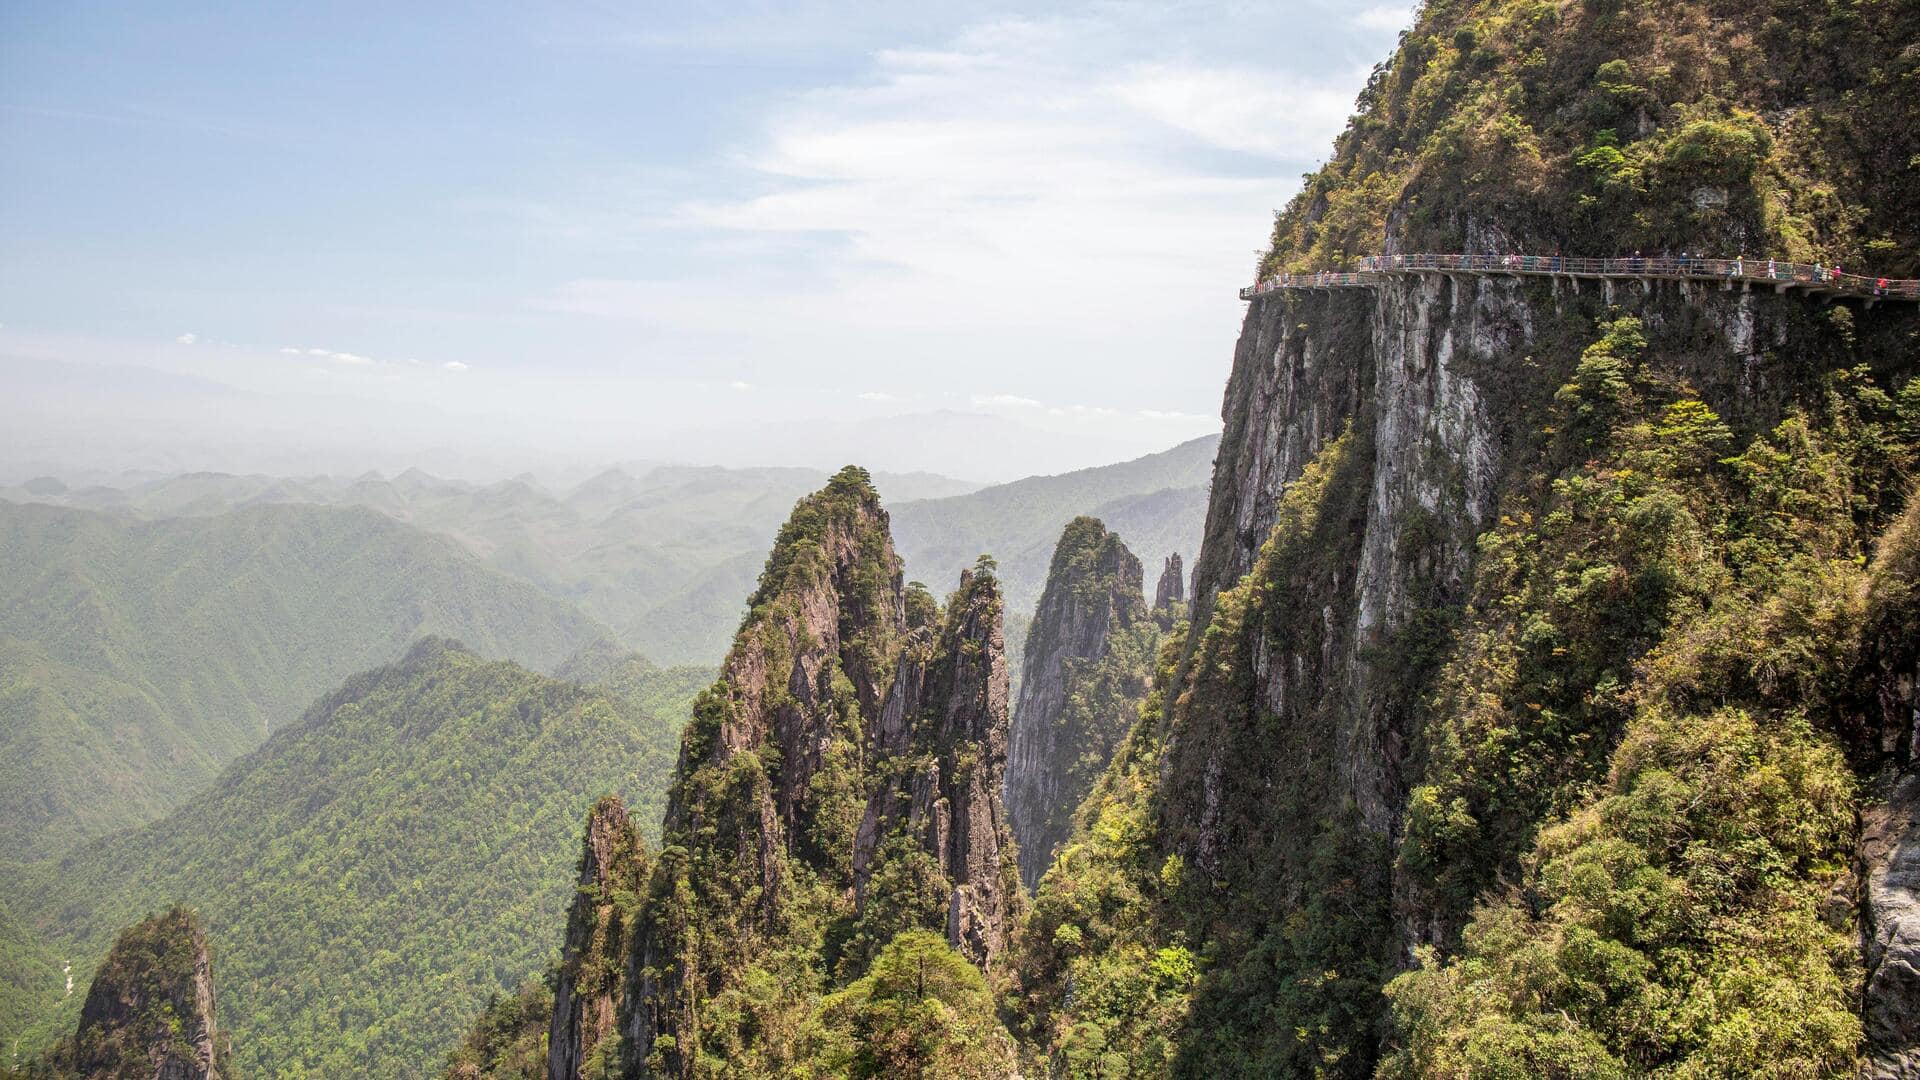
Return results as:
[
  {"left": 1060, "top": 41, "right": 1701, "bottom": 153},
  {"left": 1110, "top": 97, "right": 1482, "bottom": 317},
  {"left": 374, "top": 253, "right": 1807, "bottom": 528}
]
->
[{"left": 0, "top": 1, "right": 1415, "bottom": 482}]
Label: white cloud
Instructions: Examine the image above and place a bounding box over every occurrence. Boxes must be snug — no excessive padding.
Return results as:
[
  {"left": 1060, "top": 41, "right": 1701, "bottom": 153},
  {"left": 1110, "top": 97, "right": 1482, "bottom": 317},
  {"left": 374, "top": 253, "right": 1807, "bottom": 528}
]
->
[
  {"left": 443, "top": 360, "right": 470, "bottom": 371},
  {"left": 307, "top": 347, "right": 331, "bottom": 356},
  {"left": 176, "top": 332, "right": 198, "bottom": 345},
  {"left": 1353, "top": 4, "right": 1416, "bottom": 33},
  {"left": 1110, "top": 65, "right": 1356, "bottom": 158},
  {"left": 729, "top": 380, "right": 753, "bottom": 391},
  {"left": 858, "top": 391, "right": 914, "bottom": 403},
  {"left": 505, "top": 6, "right": 1398, "bottom": 449},
  {"left": 279, "top": 346, "right": 303, "bottom": 355},
  {"left": 330, "top": 352, "right": 373, "bottom": 365}
]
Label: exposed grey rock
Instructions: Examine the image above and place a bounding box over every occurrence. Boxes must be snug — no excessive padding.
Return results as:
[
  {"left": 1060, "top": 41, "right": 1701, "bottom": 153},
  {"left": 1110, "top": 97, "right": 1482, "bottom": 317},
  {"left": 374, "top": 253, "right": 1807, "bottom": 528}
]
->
[
  {"left": 1005, "top": 518, "right": 1150, "bottom": 890},
  {"left": 1864, "top": 772, "right": 1920, "bottom": 1079},
  {"left": 1153, "top": 552, "right": 1185, "bottom": 612},
  {"left": 548, "top": 796, "right": 645, "bottom": 1080},
  {"left": 854, "top": 565, "right": 1023, "bottom": 968},
  {"left": 67, "top": 906, "right": 230, "bottom": 1080}
]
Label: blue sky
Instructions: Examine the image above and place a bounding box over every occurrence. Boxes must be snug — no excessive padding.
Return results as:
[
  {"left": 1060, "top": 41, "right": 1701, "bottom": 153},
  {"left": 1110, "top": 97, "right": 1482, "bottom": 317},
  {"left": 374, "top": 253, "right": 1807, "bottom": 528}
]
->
[{"left": 0, "top": 1, "right": 1414, "bottom": 479}]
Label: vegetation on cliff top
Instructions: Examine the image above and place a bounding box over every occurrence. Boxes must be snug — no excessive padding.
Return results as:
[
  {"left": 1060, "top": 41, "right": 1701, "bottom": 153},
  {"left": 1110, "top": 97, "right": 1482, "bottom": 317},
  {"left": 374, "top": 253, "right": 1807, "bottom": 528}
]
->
[{"left": 1262, "top": 0, "right": 1920, "bottom": 276}]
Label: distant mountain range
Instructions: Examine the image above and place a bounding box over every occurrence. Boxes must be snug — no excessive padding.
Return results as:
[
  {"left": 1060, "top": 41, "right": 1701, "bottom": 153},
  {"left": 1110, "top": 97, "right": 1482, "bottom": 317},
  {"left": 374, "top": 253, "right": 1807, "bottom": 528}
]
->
[
  {"left": 1, "top": 437, "right": 1217, "bottom": 671},
  {"left": 0, "top": 500, "right": 612, "bottom": 861}
]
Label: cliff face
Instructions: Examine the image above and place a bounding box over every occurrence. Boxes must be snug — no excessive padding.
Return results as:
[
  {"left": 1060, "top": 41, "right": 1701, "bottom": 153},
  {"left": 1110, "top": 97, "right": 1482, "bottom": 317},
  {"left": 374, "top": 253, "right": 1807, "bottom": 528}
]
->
[
  {"left": 1013, "top": 1, "right": 1920, "bottom": 1074},
  {"left": 1005, "top": 518, "right": 1155, "bottom": 890},
  {"left": 547, "top": 796, "right": 646, "bottom": 1080},
  {"left": 1862, "top": 500, "right": 1920, "bottom": 1078},
  {"left": 853, "top": 562, "right": 1023, "bottom": 967},
  {"left": 62, "top": 906, "right": 230, "bottom": 1080},
  {"left": 622, "top": 468, "right": 1021, "bottom": 1077}
]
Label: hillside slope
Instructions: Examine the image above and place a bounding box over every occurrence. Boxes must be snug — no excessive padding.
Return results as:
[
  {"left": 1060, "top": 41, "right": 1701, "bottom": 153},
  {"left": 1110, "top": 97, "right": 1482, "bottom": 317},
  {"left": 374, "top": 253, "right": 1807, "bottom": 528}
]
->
[
  {"left": 1, "top": 640, "right": 689, "bottom": 1078},
  {"left": 0, "top": 500, "right": 613, "bottom": 860}
]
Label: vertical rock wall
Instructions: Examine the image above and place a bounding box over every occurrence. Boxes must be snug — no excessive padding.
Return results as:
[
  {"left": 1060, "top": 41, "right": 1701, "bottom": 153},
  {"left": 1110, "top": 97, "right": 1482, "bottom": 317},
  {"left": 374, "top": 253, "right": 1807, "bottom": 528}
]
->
[
  {"left": 547, "top": 796, "right": 646, "bottom": 1080},
  {"left": 66, "top": 906, "right": 230, "bottom": 1080},
  {"left": 1005, "top": 519, "right": 1151, "bottom": 890}
]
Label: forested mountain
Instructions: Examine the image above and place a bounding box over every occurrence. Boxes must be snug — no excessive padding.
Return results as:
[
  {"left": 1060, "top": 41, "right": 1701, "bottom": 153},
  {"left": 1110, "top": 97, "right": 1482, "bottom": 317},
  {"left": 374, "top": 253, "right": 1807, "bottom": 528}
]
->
[
  {"left": 0, "top": 465, "right": 972, "bottom": 668},
  {"left": 0, "top": 639, "right": 697, "bottom": 1077},
  {"left": 1009, "top": 0, "right": 1920, "bottom": 1075},
  {"left": 0, "top": 500, "right": 612, "bottom": 860}
]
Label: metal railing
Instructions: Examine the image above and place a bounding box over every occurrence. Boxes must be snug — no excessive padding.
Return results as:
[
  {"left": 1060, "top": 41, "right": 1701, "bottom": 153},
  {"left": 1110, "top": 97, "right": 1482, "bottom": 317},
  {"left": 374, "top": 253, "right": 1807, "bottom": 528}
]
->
[{"left": 1240, "top": 253, "right": 1920, "bottom": 302}]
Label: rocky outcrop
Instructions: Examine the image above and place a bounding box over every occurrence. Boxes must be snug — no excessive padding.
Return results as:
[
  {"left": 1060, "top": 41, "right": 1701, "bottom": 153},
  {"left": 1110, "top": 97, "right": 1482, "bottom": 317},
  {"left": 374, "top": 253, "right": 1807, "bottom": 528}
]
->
[
  {"left": 1005, "top": 519, "right": 1152, "bottom": 890},
  {"left": 548, "top": 796, "right": 646, "bottom": 1080},
  {"left": 1864, "top": 775, "right": 1920, "bottom": 1079},
  {"left": 853, "top": 563, "right": 1023, "bottom": 967},
  {"left": 64, "top": 906, "right": 230, "bottom": 1079},
  {"left": 1863, "top": 499, "right": 1920, "bottom": 1077},
  {"left": 625, "top": 467, "right": 1021, "bottom": 1074},
  {"left": 1152, "top": 552, "right": 1184, "bottom": 613},
  {"left": 627, "top": 467, "right": 909, "bottom": 1075}
]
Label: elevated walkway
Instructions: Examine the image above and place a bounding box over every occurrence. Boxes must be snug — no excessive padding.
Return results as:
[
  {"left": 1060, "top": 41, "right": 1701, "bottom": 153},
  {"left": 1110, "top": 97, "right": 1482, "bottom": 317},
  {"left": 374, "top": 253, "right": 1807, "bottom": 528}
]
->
[{"left": 1241, "top": 254, "right": 1919, "bottom": 306}]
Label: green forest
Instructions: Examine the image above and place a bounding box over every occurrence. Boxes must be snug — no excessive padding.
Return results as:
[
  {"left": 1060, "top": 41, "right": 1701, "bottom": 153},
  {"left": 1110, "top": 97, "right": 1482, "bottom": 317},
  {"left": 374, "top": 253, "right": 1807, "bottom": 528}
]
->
[
  {"left": 0, "top": 501, "right": 611, "bottom": 861},
  {"left": 1, "top": 639, "right": 699, "bottom": 1077}
]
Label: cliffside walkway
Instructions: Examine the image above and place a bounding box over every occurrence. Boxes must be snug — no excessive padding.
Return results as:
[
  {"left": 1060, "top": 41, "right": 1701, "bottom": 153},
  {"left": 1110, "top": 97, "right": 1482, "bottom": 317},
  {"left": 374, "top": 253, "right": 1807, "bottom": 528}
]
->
[{"left": 1241, "top": 253, "right": 1920, "bottom": 306}]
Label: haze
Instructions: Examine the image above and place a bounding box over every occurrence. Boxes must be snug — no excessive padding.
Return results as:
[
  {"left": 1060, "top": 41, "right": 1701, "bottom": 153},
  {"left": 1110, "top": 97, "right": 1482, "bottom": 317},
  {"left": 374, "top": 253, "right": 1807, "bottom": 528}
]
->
[{"left": 0, "top": 0, "right": 1412, "bottom": 482}]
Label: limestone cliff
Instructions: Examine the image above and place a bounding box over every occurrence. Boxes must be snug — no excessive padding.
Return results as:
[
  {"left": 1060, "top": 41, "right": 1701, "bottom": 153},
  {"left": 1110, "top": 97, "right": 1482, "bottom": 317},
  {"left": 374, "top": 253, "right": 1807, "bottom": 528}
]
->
[
  {"left": 1862, "top": 499, "right": 1920, "bottom": 1078},
  {"left": 547, "top": 796, "right": 646, "bottom": 1080},
  {"left": 853, "top": 561, "right": 1023, "bottom": 967},
  {"left": 57, "top": 906, "right": 231, "bottom": 1080},
  {"left": 622, "top": 467, "right": 1021, "bottom": 1077},
  {"left": 1013, "top": 0, "right": 1920, "bottom": 1073},
  {"left": 1005, "top": 518, "right": 1155, "bottom": 890}
]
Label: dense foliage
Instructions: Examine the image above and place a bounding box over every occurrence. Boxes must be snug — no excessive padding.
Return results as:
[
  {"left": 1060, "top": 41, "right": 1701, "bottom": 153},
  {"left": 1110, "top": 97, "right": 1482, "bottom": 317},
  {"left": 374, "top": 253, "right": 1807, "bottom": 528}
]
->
[
  {"left": 0, "top": 500, "right": 611, "bottom": 860},
  {"left": 442, "top": 980, "right": 551, "bottom": 1080},
  {"left": 1262, "top": 0, "right": 1920, "bottom": 277},
  {"left": 801, "top": 930, "right": 1019, "bottom": 1079},
  {"left": 1380, "top": 329, "right": 1919, "bottom": 1074},
  {"left": 1, "top": 640, "right": 691, "bottom": 1077}
]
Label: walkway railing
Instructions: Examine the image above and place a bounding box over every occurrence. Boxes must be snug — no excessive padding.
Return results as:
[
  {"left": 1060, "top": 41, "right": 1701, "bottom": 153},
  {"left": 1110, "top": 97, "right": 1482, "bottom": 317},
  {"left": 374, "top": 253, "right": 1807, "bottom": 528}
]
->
[{"left": 1240, "top": 253, "right": 1920, "bottom": 303}]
